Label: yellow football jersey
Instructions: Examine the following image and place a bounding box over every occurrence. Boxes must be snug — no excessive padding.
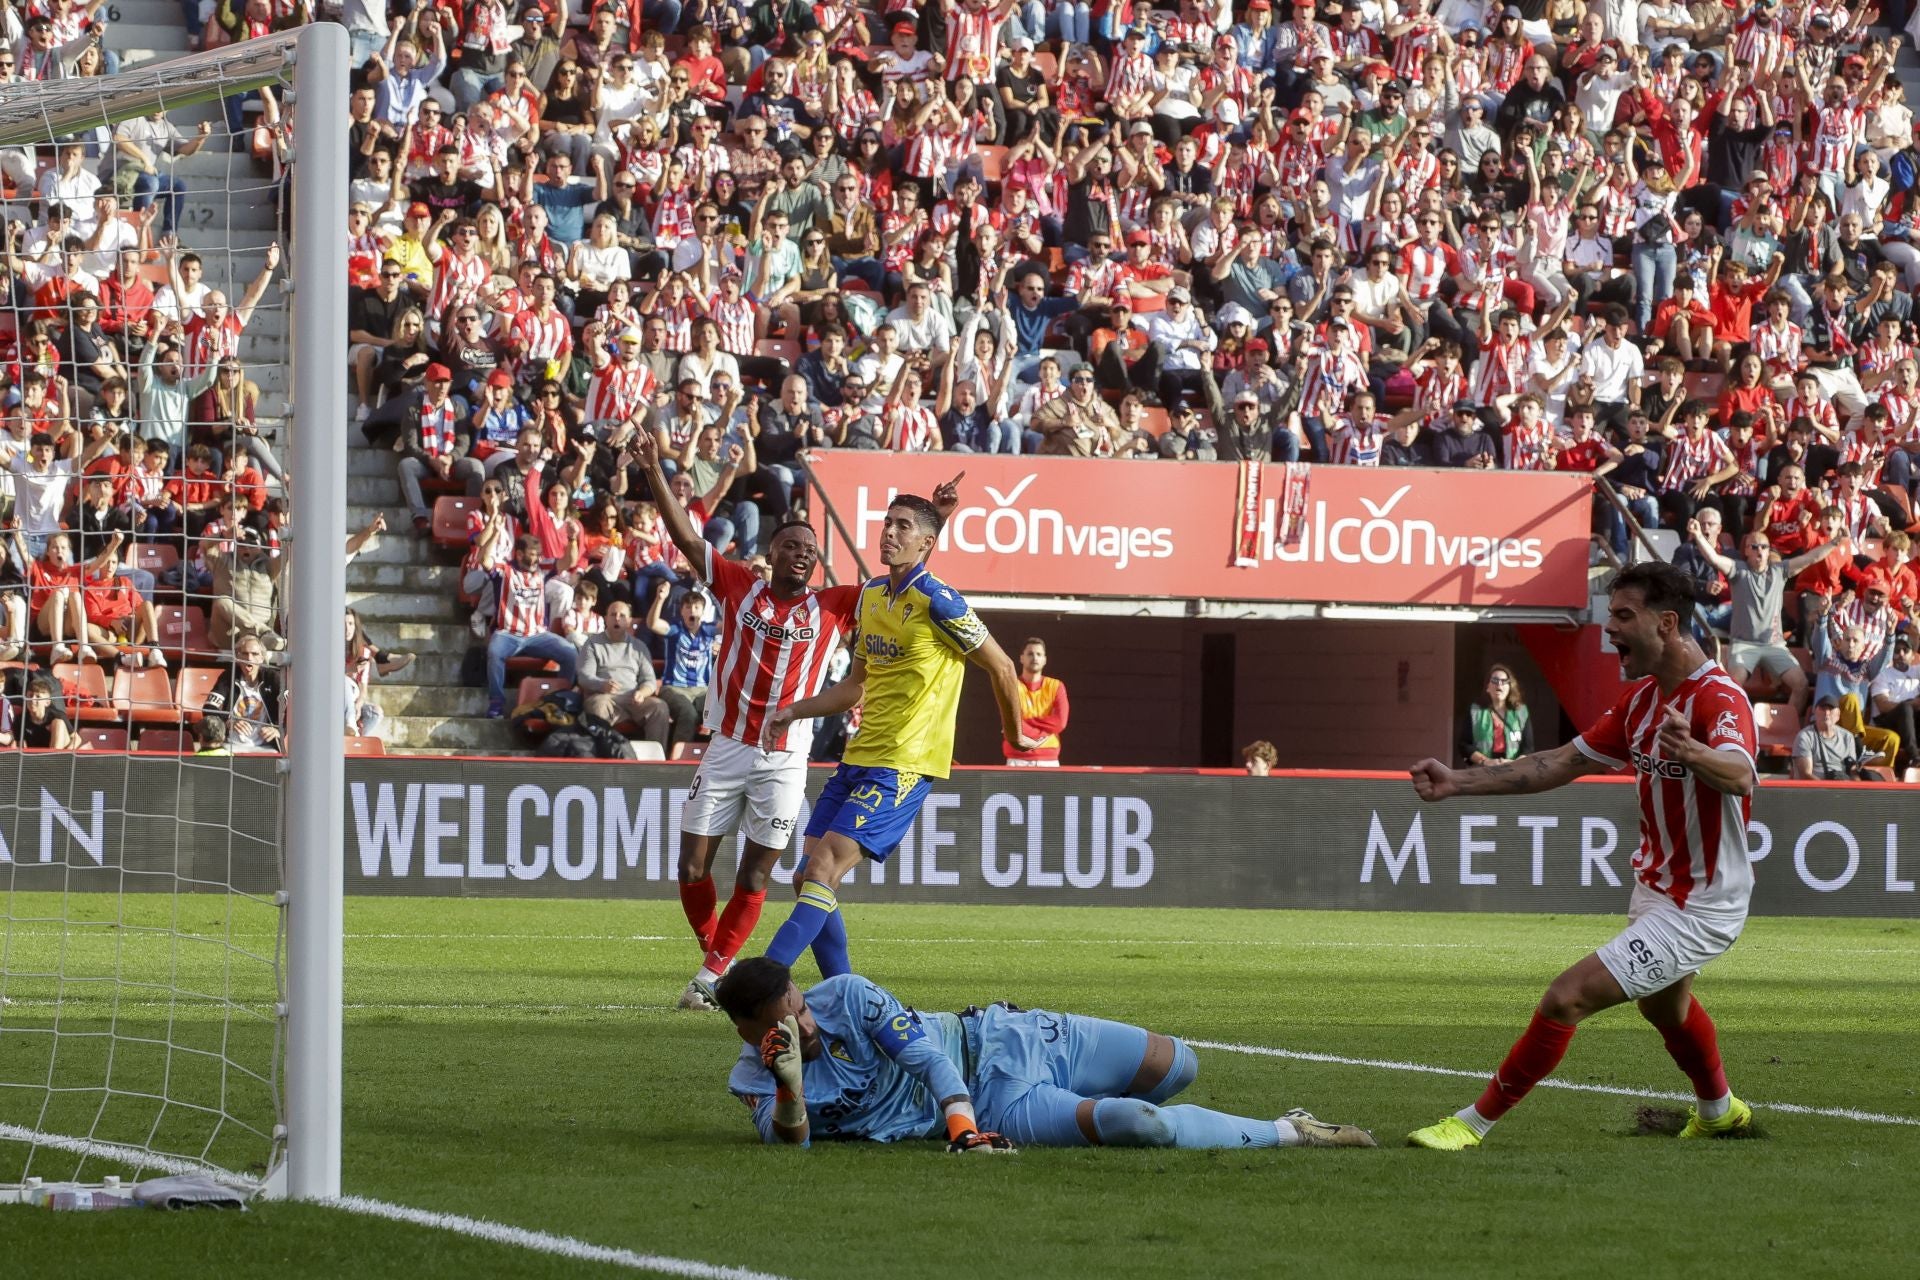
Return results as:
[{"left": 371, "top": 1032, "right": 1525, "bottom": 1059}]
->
[{"left": 844, "top": 566, "right": 988, "bottom": 779}]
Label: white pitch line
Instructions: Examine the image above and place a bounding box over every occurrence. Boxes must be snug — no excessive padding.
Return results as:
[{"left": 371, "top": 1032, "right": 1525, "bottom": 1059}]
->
[
  {"left": 331, "top": 1195, "right": 795, "bottom": 1280},
  {"left": 1, "top": 1123, "right": 792, "bottom": 1279},
  {"left": 1188, "top": 1039, "right": 1920, "bottom": 1127},
  {"left": 0, "top": 1121, "right": 259, "bottom": 1186}
]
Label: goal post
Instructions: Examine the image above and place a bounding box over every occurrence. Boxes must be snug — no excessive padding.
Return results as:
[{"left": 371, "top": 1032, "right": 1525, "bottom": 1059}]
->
[
  {"left": 0, "top": 23, "right": 347, "bottom": 1204},
  {"left": 283, "top": 18, "right": 349, "bottom": 1206}
]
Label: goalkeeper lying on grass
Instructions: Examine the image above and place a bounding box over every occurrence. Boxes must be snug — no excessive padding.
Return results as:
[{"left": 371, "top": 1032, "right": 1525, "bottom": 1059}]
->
[{"left": 716, "top": 959, "right": 1375, "bottom": 1152}]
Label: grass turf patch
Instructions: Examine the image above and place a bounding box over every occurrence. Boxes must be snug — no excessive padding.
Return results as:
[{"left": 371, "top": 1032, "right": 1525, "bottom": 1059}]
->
[{"left": 3, "top": 899, "right": 1918, "bottom": 1279}]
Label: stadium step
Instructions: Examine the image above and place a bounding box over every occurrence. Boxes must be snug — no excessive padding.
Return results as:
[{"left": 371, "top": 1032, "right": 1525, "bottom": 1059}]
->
[
  {"left": 105, "top": 0, "right": 194, "bottom": 25},
  {"left": 348, "top": 588, "right": 463, "bottom": 623},
  {"left": 348, "top": 474, "right": 420, "bottom": 505},
  {"left": 385, "top": 619, "right": 486, "bottom": 651},
  {"left": 351, "top": 563, "right": 465, "bottom": 594},
  {"left": 364, "top": 683, "right": 490, "bottom": 719},
  {"left": 348, "top": 533, "right": 448, "bottom": 568},
  {"left": 381, "top": 713, "right": 522, "bottom": 753}
]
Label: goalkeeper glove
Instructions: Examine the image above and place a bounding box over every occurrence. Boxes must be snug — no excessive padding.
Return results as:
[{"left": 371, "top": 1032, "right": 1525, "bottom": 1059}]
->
[
  {"left": 946, "top": 1130, "right": 1018, "bottom": 1156},
  {"left": 760, "top": 1015, "right": 807, "bottom": 1130}
]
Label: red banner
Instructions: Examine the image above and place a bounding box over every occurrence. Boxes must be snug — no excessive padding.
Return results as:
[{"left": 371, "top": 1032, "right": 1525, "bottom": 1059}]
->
[{"left": 806, "top": 456, "right": 1594, "bottom": 608}]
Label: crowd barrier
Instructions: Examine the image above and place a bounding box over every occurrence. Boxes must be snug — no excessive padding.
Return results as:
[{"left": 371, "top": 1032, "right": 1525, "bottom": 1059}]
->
[{"left": 3, "top": 758, "right": 1914, "bottom": 917}]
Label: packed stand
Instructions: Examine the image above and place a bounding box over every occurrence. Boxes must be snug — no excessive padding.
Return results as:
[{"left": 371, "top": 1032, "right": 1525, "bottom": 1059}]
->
[{"left": 320, "top": 0, "right": 1920, "bottom": 753}]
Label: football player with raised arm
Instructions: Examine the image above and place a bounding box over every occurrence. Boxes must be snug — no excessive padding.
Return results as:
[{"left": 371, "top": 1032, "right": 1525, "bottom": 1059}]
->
[{"left": 1405, "top": 562, "right": 1760, "bottom": 1149}]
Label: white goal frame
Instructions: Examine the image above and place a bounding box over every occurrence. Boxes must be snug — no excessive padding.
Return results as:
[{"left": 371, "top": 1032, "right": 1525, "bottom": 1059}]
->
[{"left": 0, "top": 23, "right": 347, "bottom": 1203}]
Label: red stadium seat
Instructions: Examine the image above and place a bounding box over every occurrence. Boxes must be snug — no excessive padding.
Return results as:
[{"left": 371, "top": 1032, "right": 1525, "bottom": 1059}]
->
[
  {"left": 176, "top": 667, "right": 223, "bottom": 722},
  {"left": 134, "top": 542, "right": 179, "bottom": 576},
  {"left": 1137, "top": 408, "right": 1171, "bottom": 438},
  {"left": 977, "top": 144, "right": 1008, "bottom": 182},
  {"left": 1753, "top": 703, "right": 1796, "bottom": 759},
  {"left": 345, "top": 735, "right": 387, "bottom": 756},
  {"left": 113, "top": 666, "right": 178, "bottom": 726},
  {"left": 515, "top": 675, "right": 570, "bottom": 709},
  {"left": 670, "top": 741, "right": 708, "bottom": 762},
  {"left": 135, "top": 729, "right": 191, "bottom": 753},
  {"left": 154, "top": 605, "right": 211, "bottom": 663},
  {"left": 52, "top": 662, "right": 117, "bottom": 725},
  {"left": 755, "top": 338, "right": 801, "bottom": 366},
  {"left": 433, "top": 495, "right": 477, "bottom": 550},
  {"left": 77, "top": 727, "right": 128, "bottom": 752}
]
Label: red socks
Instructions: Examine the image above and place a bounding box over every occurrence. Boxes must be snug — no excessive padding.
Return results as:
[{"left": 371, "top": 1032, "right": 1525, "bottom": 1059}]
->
[
  {"left": 1658, "top": 997, "right": 1729, "bottom": 1101},
  {"left": 704, "top": 888, "right": 768, "bottom": 976},
  {"left": 1474, "top": 1009, "right": 1578, "bottom": 1122},
  {"left": 678, "top": 876, "right": 718, "bottom": 952}
]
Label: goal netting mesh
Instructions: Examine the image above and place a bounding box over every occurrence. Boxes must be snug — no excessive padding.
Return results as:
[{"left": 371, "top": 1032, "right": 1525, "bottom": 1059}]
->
[{"left": 0, "top": 31, "right": 305, "bottom": 1200}]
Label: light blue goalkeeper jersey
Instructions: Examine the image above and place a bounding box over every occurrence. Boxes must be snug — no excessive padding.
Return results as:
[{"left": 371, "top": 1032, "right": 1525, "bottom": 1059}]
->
[{"left": 727, "top": 974, "right": 970, "bottom": 1143}]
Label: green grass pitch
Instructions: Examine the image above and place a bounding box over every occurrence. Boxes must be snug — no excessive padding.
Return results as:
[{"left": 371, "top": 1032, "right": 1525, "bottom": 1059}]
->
[{"left": 4, "top": 898, "right": 1919, "bottom": 1279}]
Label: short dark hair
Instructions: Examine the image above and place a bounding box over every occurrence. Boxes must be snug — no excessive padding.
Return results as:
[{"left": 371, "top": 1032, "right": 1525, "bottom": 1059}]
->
[
  {"left": 714, "top": 956, "right": 792, "bottom": 1021},
  {"left": 770, "top": 512, "right": 815, "bottom": 541},
  {"left": 1608, "top": 561, "right": 1696, "bottom": 620},
  {"left": 888, "top": 494, "right": 945, "bottom": 539}
]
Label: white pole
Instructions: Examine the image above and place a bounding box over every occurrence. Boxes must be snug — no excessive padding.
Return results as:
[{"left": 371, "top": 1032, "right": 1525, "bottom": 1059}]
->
[{"left": 285, "top": 20, "right": 349, "bottom": 1203}]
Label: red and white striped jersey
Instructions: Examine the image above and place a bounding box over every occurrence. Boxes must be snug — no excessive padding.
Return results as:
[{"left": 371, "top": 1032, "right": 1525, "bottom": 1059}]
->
[
  {"left": 1388, "top": 19, "right": 1436, "bottom": 82},
  {"left": 673, "top": 142, "right": 731, "bottom": 196},
  {"left": 1750, "top": 318, "right": 1804, "bottom": 375},
  {"left": 1837, "top": 490, "right": 1881, "bottom": 541},
  {"left": 428, "top": 249, "right": 490, "bottom": 324},
  {"left": 1484, "top": 40, "right": 1529, "bottom": 93},
  {"left": 1783, "top": 392, "right": 1839, "bottom": 439},
  {"left": 1327, "top": 414, "right": 1385, "bottom": 466},
  {"left": 1400, "top": 240, "right": 1457, "bottom": 302},
  {"left": 463, "top": 509, "right": 520, "bottom": 575},
  {"left": 1066, "top": 256, "right": 1122, "bottom": 300},
  {"left": 511, "top": 306, "right": 573, "bottom": 364},
  {"left": 655, "top": 295, "right": 698, "bottom": 352},
  {"left": 1574, "top": 662, "right": 1756, "bottom": 915},
  {"left": 698, "top": 543, "right": 859, "bottom": 752},
  {"left": 181, "top": 313, "right": 243, "bottom": 377},
  {"left": 1273, "top": 139, "right": 1324, "bottom": 193},
  {"left": 1198, "top": 63, "right": 1254, "bottom": 115},
  {"left": 944, "top": 6, "right": 1002, "bottom": 81},
  {"left": 585, "top": 358, "right": 655, "bottom": 424},
  {"left": 711, "top": 294, "right": 758, "bottom": 356},
  {"left": 1503, "top": 416, "right": 1559, "bottom": 471},
  {"left": 1105, "top": 49, "right": 1155, "bottom": 101},
  {"left": 495, "top": 564, "right": 550, "bottom": 637},
  {"left": 885, "top": 401, "right": 940, "bottom": 451},
  {"left": 1809, "top": 100, "right": 1865, "bottom": 175},
  {"left": 1413, "top": 362, "right": 1466, "bottom": 424},
  {"left": 1731, "top": 18, "right": 1788, "bottom": 78},
  {"left": 1859, "top": 335, "right": 1915, "bottom": 377},
  {"left": 1595, "top": 180, "right": 1635, "bottom": 239},
  {"left": 1882, "top": 388, "right": 1920, "bottom": 442},
  {"left": 1469, "top": 334, "right": 1532, "bottom": 404},
  {"left": 1657, "top": 427, "right": 1731, "bottom": 493}
]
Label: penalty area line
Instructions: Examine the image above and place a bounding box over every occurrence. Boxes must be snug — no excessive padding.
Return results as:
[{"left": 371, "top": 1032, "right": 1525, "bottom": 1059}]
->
[
  {"left": 1187, "top": 1040, "right": 1920, "bottom": 1128},
  {"left": 330, "top": 1196, "right": 795, "bottom": 1280}
]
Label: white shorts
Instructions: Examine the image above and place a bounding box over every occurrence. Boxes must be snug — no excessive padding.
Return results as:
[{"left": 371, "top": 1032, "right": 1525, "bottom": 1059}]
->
[
  {"left": 1595, "top": 882, "right": 1747, "bottom": 1000},
  {"left": 681, "top": 734, "right": 806, "bottom": 850}
]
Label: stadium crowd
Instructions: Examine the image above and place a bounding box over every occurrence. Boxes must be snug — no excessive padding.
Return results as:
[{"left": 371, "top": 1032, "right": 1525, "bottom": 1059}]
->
[{"left": 7, "top": 0, "right": 1920, "bottom": 764}]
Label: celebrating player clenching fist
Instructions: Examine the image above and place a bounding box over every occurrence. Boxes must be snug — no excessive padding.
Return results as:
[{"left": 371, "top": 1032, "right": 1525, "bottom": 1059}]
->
[
  {"left": 630, "top": 422, "right": 962, "bottom": 1009},
  {"left": 1405, "top": 562, "right": 1760, "bottom": 1150}
]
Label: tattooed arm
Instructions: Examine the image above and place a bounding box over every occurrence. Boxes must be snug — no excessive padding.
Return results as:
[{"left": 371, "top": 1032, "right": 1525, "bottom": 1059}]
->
[{"left": 1409, "top": 742, "right": 1612, "bottom": 801}]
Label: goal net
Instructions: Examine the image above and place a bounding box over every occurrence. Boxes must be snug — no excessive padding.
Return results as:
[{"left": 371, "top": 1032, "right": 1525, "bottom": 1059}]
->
[{"left": 0, "top": 25, "right": 346, "bottom": 1203}]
